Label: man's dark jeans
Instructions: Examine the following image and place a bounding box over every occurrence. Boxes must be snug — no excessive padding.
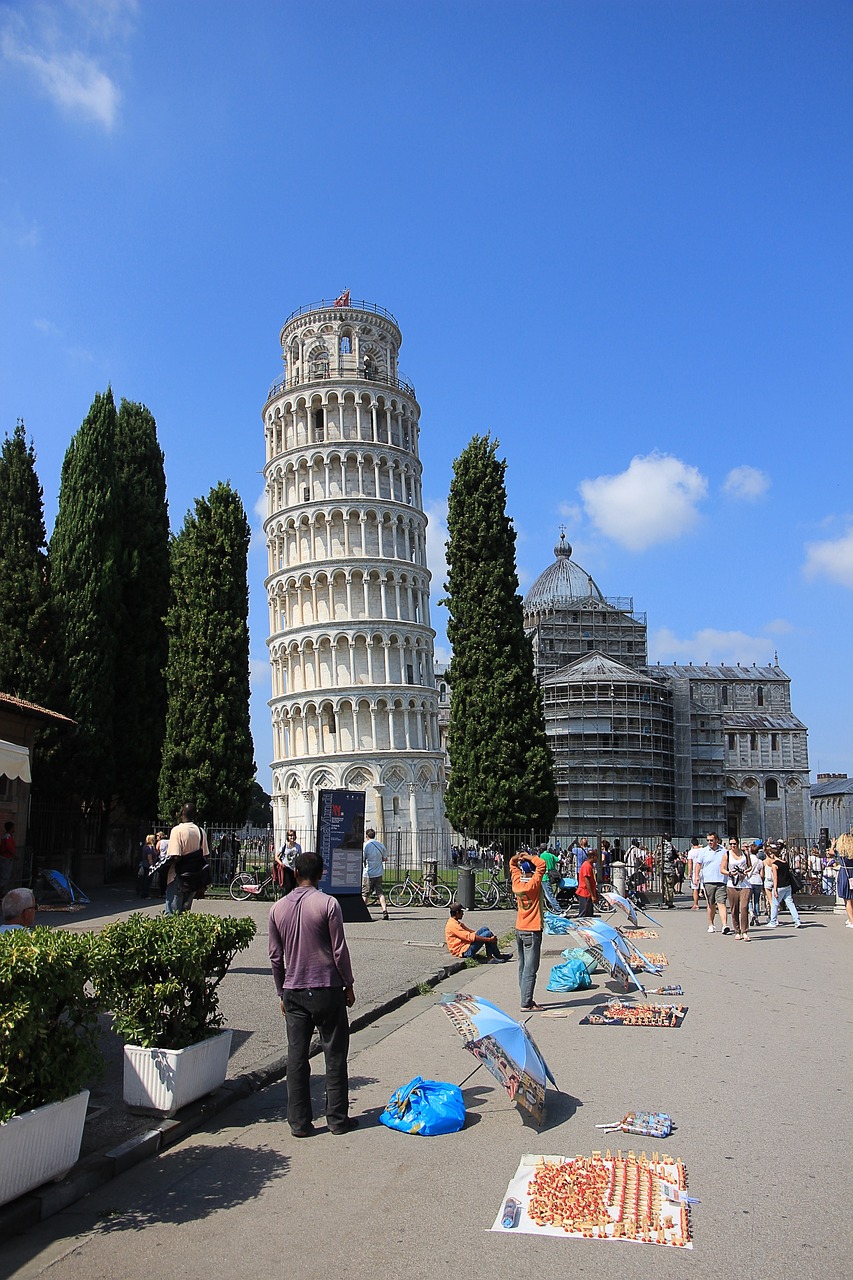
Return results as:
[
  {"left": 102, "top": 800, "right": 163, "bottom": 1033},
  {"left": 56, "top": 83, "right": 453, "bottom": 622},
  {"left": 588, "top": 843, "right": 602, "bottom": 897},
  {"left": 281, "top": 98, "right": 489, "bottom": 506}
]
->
[{"left": 283, "top": 986, "right": 350, "bottom": 1132}]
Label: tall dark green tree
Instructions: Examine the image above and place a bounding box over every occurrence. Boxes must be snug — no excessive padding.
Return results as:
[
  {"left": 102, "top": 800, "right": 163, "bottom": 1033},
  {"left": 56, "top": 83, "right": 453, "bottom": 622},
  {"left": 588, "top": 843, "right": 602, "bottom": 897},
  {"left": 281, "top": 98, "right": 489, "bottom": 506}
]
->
[
  {"left": 113, "top": 400, "right": 170, "bottom": 818},
  {"left": 0, "top": 421, "right": 54, "bottom": 703},
  {"left": 50, "top": 390, "right": 122, "bottom": 807},
  {"left": 159, "top": 483, "right": 255, "bottom": 823},
  {"left": 442, "top": 435, "right": 558, "bottom": 834}
]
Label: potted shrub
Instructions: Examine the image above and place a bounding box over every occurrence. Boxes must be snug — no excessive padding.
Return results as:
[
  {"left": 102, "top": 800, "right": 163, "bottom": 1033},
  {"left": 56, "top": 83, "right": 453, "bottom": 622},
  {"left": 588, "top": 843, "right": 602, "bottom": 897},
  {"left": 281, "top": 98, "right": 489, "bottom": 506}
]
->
[
  {"left": 93, "top": 912, "right": 255, "bottom": 1115},
  {"left": 0, "top": 928, "right": 103, "bottom": 1206}
]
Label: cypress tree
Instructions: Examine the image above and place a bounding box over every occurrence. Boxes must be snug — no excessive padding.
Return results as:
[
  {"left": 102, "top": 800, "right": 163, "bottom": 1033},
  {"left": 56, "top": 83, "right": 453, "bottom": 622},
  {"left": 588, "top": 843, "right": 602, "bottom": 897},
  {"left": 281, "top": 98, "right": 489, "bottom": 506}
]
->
[
  {"left": 0, "top": 420, "right": 54, "bottom": 703},
  {"left": 113, "top": 399, "right": 170, "bottom": 818},
  {"left": 50, "top": 390, "right": 122, "bottom": 807},
  {"left": 442, "top": 435, "right": 558, "bottom": 835},
  {"left": 159, "top": 483, "right": 255, "bottom": 823}
]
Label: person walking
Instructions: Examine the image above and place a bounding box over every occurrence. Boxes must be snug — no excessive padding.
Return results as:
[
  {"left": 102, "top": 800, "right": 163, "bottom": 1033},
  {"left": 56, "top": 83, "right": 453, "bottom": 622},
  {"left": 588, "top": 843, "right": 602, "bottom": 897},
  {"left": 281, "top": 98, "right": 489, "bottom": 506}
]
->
[
  {"left": 686, "top": 836, "right": 701, "bottom": 909},
  {"left": 268, "top": 851, "right": 356, "bottom": 1137},
  {"left": 693, "top": 831, "right": 730, "bottom": 934},
  {"left": 164, "top": 803, "right": 210, "bottom": 914},
  {"left": 766, "top": 849, "right": 802, "bottom": 929},
  {"left": 832, "top": 832, "right": 853, "bottom": 929},
  {"left": 362, "top": 828, "right": 389, "bottom": 920},
  {"left": 722, "top": 839, "right": 753, "bottom": 941},
  {"left": 0, "top": 821, "right": 16, "bottom": 893},
  {"left": 509, "top": 851, "right": 547, "bottom": 1012}
]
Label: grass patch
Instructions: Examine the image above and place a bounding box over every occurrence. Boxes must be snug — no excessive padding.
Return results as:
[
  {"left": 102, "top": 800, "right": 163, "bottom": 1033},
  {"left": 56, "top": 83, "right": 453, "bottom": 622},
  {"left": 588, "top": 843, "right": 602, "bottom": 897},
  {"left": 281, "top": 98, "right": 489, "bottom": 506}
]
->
[{"left": 416, "top": 980, "right": 433, "bottom": 995}]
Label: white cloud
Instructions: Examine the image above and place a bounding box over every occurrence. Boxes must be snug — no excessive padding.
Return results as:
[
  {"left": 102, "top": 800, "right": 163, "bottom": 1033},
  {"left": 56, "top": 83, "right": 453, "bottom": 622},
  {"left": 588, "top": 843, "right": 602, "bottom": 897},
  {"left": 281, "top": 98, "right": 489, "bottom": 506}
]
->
[
  {"left": 579, "top": 452, "right": 707, "bottom": 551},
  {"left": 249, "top": 657, "right": 270, "bottom": 691},
  {"left": 557, "top": 501, "right": 583, "bottom": 527},
  {"left": 1, "top": 2, "right": 137, "bottom": 130},
  {"left": 722, "top": 465, "right": 770, "bottom": 501},
  {"left": 764, "top": 618, "right": 794, "bottom": 636},
  {"left": 804, "top": 527, "right": 853, "bottom": 589},
  {"left": 425, "top": 498, "right": 448, "bottom": 592},
  {"left": 249, "top": 487, "right": 268, "bottom": 554},
  {"left": 650, "top": 626, "right": 777, "bottom": 667},
  {"left": 433, "top": 644, "right": 451, "bottom": 670}
]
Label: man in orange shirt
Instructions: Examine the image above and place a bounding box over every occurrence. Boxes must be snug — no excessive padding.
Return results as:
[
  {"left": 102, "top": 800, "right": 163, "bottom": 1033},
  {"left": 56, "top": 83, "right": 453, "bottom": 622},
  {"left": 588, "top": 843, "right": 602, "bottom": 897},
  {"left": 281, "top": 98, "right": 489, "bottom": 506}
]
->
[
  {"left": 445, "top": 904, "right": 509, "bottom": 962},
  {"left": 509, "top": 852, "right": 547, "bottom": 1012},
  {"left": 575, "top": 847, "right": 598, "bottom": 917}
]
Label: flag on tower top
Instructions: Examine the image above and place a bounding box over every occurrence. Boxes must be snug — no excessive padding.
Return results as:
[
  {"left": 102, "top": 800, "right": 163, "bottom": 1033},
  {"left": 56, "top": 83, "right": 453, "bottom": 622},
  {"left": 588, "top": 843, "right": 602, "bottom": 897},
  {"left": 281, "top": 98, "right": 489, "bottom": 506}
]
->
[{"left": 334, "top": 289, "right": 350, "bottom": 307}]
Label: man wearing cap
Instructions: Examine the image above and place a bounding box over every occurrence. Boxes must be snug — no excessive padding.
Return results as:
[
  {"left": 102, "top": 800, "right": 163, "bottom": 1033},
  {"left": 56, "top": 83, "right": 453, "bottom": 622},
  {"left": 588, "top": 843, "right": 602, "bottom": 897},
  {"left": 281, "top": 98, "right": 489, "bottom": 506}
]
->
[
  {"left": 445, "top": 903, "right": 509, "bottom": 962},
  {"left": 509, "top": 851, "right": 547, "bottom": 1012}
]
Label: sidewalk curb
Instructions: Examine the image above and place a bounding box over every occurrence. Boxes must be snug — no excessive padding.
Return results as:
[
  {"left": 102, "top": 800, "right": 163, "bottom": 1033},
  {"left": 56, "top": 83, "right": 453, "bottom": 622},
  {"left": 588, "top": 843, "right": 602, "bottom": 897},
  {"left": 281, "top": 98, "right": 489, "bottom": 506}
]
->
[{"left": 0, "top": 958, "right": 470, "bottom": 1237}]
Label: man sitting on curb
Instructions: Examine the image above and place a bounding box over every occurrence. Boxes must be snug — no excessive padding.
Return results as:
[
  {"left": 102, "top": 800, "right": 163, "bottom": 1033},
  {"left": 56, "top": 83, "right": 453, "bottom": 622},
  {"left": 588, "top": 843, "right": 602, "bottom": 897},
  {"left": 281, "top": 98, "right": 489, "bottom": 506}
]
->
[
  {"left": 445, "top": 903, "right": 510, "bottom": 963},
  {"left": 0, "top": 887, "right": 37, "bottom": 931}
]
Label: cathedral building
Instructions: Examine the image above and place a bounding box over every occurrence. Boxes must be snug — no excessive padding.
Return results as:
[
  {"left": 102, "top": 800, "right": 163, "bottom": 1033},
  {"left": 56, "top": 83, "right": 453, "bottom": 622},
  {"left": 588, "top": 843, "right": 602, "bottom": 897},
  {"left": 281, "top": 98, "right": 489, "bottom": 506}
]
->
[
  {"left": 523, "top": 535, "right": 810, "bottom": 842},
  {"left": 262, "top": 298, "right": 445, "bottom": 845}
]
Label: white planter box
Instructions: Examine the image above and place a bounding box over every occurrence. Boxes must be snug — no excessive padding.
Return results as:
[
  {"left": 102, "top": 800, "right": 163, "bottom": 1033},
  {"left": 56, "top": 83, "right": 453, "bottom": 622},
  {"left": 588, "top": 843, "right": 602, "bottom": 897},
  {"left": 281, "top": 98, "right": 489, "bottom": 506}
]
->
[
  {"left": 0, "top": 1090, "right": 89, "bottom": 1207},
  {"left": 123, "top": 1030, "right": 232, "bottom": 1115}
]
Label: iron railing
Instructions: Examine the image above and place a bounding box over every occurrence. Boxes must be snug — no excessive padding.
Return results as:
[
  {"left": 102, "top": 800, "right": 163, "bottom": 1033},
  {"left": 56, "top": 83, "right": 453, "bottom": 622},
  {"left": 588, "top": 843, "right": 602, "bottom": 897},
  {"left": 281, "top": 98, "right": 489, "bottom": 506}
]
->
[{"left": 282, "top": 299, "right": 400, "bottom": 327}]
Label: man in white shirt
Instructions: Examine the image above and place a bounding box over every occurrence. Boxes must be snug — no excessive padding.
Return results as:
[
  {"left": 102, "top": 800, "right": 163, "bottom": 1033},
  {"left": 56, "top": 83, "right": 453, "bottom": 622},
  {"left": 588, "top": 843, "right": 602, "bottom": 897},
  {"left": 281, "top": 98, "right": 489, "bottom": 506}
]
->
[
  {"left": 692, "top": 832, "right": 731, "bottom": 934},
  {"left": 0, "top": 887, "right": 36, "bottom": 931}
]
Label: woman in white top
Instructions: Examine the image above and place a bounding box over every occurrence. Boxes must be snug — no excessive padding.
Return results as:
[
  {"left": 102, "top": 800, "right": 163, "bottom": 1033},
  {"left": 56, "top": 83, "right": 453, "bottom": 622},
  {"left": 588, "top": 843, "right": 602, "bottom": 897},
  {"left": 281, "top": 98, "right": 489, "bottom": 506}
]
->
[{"left": 721, "top": 839, "right": 753, "bottom": 941}]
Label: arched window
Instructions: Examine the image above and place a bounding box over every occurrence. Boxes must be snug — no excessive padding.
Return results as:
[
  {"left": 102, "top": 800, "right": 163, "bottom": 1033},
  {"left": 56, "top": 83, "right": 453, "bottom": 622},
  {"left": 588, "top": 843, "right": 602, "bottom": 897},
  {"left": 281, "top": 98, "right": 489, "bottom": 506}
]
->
[
  {"left": 765, "top": 778, "right": 779, "bottom": 801},
  {"left": 340, "top": 332, "right": 352, "bottom": 355}
]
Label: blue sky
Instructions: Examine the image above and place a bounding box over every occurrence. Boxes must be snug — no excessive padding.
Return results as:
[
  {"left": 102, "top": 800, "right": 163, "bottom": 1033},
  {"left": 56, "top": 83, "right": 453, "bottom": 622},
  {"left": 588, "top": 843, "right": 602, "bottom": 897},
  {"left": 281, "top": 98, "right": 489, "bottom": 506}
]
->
[{"left": 2, "top": 0, "right": 851, "bottom": 786}]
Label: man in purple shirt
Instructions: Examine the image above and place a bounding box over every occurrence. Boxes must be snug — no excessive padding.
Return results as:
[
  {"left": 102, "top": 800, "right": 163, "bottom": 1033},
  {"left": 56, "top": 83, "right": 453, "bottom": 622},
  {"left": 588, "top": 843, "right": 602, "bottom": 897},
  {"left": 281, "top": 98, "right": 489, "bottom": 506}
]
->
[{"left": 269, "top": 851, "right": 356, "bottom": 1138}]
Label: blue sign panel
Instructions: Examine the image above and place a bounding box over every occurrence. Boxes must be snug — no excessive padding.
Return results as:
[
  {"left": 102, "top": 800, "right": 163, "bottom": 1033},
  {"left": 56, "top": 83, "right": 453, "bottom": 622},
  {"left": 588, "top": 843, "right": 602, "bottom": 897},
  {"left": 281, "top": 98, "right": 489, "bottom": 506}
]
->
[{"left": 316, "top": 789, "right": 366, "bottom": 895}]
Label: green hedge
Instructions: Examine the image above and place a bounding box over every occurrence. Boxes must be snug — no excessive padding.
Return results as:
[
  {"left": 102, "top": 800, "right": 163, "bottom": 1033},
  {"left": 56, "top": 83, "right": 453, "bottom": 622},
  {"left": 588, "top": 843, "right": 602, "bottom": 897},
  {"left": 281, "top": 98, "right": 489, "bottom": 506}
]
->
[
  {"left": 0, "top": 928, "right": 103, "bottom": 1124},
  {"left": 93, "top": 912, "right": 256, "bottom": 1050}
]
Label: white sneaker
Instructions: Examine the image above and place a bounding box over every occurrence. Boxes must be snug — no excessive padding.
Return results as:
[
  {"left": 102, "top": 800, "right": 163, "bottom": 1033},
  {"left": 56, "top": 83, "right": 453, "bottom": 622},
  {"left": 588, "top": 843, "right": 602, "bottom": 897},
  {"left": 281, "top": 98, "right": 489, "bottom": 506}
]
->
[
  {"left": 707, "top": 925, "right": 715, "bottom": 933},
  {"left": 793, "top": 922, "right": 801, "bottom": 929},
  {"left": 845, "top": 921, "right": 853, "bottom": 928},
  {"left": 766, "top": 922, "right": 778, "bottom": 928}
]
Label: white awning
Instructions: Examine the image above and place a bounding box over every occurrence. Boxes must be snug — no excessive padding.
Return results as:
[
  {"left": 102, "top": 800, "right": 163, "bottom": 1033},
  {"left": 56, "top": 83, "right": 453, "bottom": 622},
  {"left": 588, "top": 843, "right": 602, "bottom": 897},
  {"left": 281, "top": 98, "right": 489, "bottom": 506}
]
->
[{"left": 0, "top": 739, "right": 31, "bottom": 783}]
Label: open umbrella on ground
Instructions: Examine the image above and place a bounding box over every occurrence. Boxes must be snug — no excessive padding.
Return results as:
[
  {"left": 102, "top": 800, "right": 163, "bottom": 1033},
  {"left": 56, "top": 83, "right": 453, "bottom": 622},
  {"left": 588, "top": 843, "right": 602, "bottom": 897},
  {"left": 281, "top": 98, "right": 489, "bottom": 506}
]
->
[
  {"left": 571, "top": 918, "right": 664, "bottom": 975},
  {"left": 603, "top": 891, "right": 662, "bottom": 927},
  {"left": 570, "top": 929, "right": 645, "bottom": 992},
  {"left": 438, "top": 992, "right": 556, "bottom": 1126}
]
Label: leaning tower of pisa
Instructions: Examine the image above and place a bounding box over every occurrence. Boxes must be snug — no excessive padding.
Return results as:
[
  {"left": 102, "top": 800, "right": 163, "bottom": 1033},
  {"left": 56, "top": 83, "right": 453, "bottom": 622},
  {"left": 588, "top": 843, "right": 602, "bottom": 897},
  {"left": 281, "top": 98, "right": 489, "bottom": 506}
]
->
[{"left": 263, "top": 297, "right": 445, "bottom": 848}]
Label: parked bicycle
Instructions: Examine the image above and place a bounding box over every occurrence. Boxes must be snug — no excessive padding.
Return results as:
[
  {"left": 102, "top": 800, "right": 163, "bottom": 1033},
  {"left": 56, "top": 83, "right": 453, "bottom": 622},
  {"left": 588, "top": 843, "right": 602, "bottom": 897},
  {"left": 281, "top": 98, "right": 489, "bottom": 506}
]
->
[
  {"left": 474, "top": 868, "right": 516, "bottom": 910},
  {"left": 230, "top": 867, "right": 277, "bottom": 901},
  {"left": 388, "top": 873, "right": 453, "bottom": 908}
]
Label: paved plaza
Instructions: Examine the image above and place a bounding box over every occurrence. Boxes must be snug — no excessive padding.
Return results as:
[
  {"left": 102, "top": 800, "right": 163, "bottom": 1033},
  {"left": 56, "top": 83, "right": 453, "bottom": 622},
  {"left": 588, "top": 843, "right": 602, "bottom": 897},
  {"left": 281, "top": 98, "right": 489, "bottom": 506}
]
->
[{"left": 3, "top": 896, "right": 851, "bottom": 1280}]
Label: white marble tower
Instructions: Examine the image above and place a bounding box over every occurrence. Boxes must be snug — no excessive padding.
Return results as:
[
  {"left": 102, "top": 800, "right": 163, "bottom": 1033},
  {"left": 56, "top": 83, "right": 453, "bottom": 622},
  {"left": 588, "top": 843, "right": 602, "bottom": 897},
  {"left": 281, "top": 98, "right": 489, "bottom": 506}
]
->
[{"left": 263, "top": 298, "right": 445, "bottom": 847}]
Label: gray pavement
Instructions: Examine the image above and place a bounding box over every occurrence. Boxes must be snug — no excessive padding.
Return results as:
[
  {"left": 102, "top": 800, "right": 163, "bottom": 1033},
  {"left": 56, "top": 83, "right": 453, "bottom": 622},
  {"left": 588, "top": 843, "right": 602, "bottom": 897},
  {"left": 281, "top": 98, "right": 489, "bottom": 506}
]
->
[{"left": 3, "top": 900, "right": 851, "bottom": 1280}]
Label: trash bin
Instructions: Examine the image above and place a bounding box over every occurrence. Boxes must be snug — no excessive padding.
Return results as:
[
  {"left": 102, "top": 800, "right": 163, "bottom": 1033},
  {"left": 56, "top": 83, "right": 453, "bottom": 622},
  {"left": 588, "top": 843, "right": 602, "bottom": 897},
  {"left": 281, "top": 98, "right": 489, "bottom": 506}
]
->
[
  {"left": 456, "top": 867, "right": 475, "bottom": 910},
  {"left": 424, "top": 859, "right": 438, "bottom": 885}
]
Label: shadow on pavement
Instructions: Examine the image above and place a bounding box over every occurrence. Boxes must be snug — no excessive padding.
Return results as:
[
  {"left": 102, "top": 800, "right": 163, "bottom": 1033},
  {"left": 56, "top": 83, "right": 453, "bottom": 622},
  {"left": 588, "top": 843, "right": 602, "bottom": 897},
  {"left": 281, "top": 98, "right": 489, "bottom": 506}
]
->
[{"left": 95, "top": 1144, "right": 291, "bottom": 1233}]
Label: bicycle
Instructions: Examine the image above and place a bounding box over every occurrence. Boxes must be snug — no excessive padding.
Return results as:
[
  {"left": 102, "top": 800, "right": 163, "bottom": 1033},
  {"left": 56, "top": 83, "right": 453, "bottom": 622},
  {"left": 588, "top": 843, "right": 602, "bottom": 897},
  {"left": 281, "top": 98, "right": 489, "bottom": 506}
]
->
[
  {"left": 230, "top": 867, "right": 277, "bottom": 901},
  {"left": 474, "top": 868, "right": 516, "bottom": 910},
  {"left": 388, "top": 873, "right": 453, "bottom": 908}
]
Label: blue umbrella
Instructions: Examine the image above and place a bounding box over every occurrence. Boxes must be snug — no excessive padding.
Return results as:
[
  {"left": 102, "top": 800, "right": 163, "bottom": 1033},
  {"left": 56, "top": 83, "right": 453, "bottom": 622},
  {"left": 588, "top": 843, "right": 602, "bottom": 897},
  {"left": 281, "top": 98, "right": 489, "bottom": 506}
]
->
[
  {"left": 603, "top": 890, "right": 662, "bottom": 927},
  {"left": 439, "top": 992, "right": 556, "bottom": 1126}
]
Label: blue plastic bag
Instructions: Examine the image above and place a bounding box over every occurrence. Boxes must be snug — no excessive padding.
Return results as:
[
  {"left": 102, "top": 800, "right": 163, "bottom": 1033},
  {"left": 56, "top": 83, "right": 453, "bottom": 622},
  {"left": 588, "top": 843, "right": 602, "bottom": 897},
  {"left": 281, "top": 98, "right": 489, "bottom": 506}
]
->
[
  {"left": 544, "top": 910, "right": 573, "bottom": 934},
  {"left": 546, "top": 956, "right": 592, "bottom": 992},
  {"left": 379, "top": 1075, "right": 466, "bottom": 1136}
]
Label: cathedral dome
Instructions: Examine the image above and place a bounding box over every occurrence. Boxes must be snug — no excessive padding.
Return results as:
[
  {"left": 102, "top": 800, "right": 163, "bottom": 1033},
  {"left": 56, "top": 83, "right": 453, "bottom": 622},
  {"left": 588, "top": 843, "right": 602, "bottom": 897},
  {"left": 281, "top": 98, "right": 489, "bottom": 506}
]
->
[{"left": 524, "top": 533, "right": 605, "bottom": 612}]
